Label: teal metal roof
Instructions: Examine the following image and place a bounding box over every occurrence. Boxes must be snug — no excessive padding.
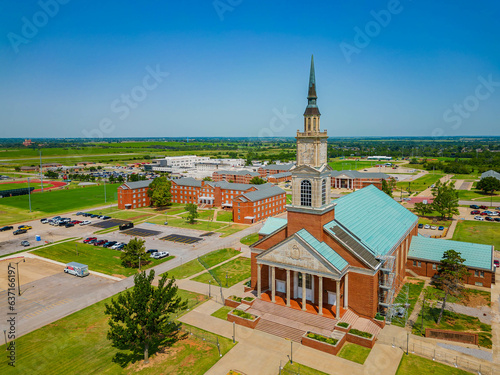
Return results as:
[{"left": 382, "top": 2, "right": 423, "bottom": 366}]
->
[
  {"left": 326, "top": 185, "right": 417, "bottom": 256},
  {"left": 259, "top": 217, "right": 287, "bottom": 236},
  {"left": 296, "top": 229, "right": 349, "bottom": 272},
  {"left": 409, "top": 235, "right": 493, "bottom": 271}
]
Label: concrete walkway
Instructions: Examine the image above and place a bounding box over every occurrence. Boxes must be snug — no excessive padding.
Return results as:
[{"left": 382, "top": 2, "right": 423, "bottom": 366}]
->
[
  {"left": 180, "top": 300, "right": 402, "bottom": 375},
  {"left": 491, "top": 279, "right": 500, "bottom": 364}
]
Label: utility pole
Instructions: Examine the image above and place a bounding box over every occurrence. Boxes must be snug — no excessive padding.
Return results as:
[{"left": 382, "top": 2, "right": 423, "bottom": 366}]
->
[{"left": 104, "top": 178, "right": 107, "bottom": 203}]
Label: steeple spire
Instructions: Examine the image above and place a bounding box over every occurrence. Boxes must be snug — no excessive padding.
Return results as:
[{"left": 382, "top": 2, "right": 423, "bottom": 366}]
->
[{"left": 308, "top": 54, "right": 317, "bottom": 99}]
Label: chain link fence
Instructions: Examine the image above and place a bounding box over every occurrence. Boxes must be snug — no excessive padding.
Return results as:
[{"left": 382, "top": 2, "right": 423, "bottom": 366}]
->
[
  {"left": 378, "top": 335, "right": 499, "bottom": 375},
  {"left": 181, "top": 325, "right": 222, "bottom": 357}
]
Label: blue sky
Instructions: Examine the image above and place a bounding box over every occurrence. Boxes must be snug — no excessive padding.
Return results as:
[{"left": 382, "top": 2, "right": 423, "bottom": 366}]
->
[{"left": 1, "top": 1, "right": 499, "bottom": 138}]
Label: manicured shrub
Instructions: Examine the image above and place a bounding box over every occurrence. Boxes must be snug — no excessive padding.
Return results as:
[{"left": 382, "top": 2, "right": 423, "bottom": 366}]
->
[
  {"left": 349, "top": 329, "right": 373, "bottom": 339},
  {"left": 337, "top": 322, "right": 349, "bottom": 328},
  {"left": 306, "top": 333, "right": 338, "bottom": 346}
]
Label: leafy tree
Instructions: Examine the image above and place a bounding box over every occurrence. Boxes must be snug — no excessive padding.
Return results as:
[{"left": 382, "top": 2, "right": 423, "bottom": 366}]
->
[
  {"left": 117, "top": 175, "right": 125, "bottom": 183},
  {"left": 89, "top": 166, "right": 97, "bottom": 171},
  {"left": 184, "top": 203, "right": 198, "bottom": 224},
  {"left": 434, "top": 250, "right": 468, "bottom": 324},
  {"left": 249, "top": 176, "right": 266, "bottom": 185},
  {"left": 147, "top": 176, "right": 171, "bottom": 207},
  {"left": 431, "top": 180, "right": 459, "bottom": 219},
  {"left": 129, "top": 174, "right": 146, "bottom": 182},
  {"left": 104, "top": 270, "right": 187, "bottom": 364},
  {"left": 120, "top": 238, "right": 147, "bottom": 268},
  {"left": 44, "top": 170, "right": 58, "bottom": 179},
  {"left": 381, "top": 179, "right": 395, "bottom": 197},
  {"left": 476, "top": 176, "right": 500, "bottom": 195},
  {"left": 203, "top": 176, "right": 212, "bottom": 181},
  {"left": 108, "top": 175, "right": 115, "bottom": 183},
  {"left": 413, "top": 202, "right": 434, "bottom": 216}
]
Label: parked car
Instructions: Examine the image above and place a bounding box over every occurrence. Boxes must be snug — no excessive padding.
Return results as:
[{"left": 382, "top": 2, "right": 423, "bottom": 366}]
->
[
  {"left": 483, "top": 211, "right": 493, "bottom": 215},
  {"left": 480, "top": 212, "right": 489, "bottom": 216},
  {"left": 21, "top": 240, "right": 30, "bottom": 247},
  {"left": 424, "top": 224, "right": 430, "bottom": 229},
  {"left": 80, "top": 220, "right": 91, "bottom": 225},
  {"left": 83, "top": 237, "right": 97, "bottom": 243},
  {"left": 438, "top": 226, "right": 444, "bottom": 230},
  {"left": 82, "top": 213, "right": 92, "bottom": 217},
  {"left": 103, "top": 241, "right": 117, "bottom": 248},
  {"left": 111, "top": 242, "right": 123, "bottom": 249},
  {"left": 40, "top": 218, "right": 48, "bottom": 224},
  {"left": 101, "top": 216, "right": 111, "bottom": 220},
  {"left": 150, "top": 251, "right": 169, "bottom": 259},
  {"left": 490, "top": 211, "right": 499, "bottom": 216},
  {"left": 119, "top": 222, "right": 134, "bottom": 230},
  {"left": 430, "top": 226, "right": 437, "bottom": 230},
  {"left": 76, "top": 212, "right": 84, "bottom": 216},
  {"left": 479, "top": 205, "right": 488, "bottom": 209},
  {"left": 494, "top": 218, "right": 500, "bottom": 222},
  {"left": 13, "top": 229, "right": 27, "bottom": 235},
  {"left": 494, "top": 260, "right": 500, "bottom": 268},
  {"left": 88, "top": 239, "right": 98, "bottom": 244},
  {"left": 470, "top": 210, "right": 480, "bottom": 215},
  {"left": 485, "top": 217, "right": 494, "bottom": 222},
  {"left": 18, "top": 225, "right": 32, "bottom": 230},
  {"left": 474, "top": 216, "right": 484, "bottom": 221},
  {"left": 418, "top": 223, "right": 423, "bottom": 229},
  {"left": 0, "top": 226, "right": 14, "bottom": 232},
  {"left": 52, "top": 216, "right": 61, "bottom": 221},
  {"left": 470, "top": 204, "right": 479, "bottom": 209},
  {"left": 116, "top": 244, "right": 125, "bottom": 250},
  {"left": 94, "top": 240, "right": 107, "bottom": 246},
  {"left": 146, "top": 249, "right": 158, "bottom": 254}
]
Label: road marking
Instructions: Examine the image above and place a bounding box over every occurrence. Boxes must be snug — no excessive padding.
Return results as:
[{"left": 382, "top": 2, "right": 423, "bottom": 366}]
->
[{"left": 22, "top": 298, "right": 73, "bottom": 319}]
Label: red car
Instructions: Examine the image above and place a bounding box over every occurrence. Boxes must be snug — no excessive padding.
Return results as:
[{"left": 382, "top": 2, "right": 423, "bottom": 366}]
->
[
  {"left": 72, "top": 220, "right": 82, "bottom": 224},
  {"left": 470, "top": 210, "right": 480, "bottom": 215},
  {"left": 494, "top": 260, "right": 500, "bottom": 268},
  {"left": 479, "top": 205, "right": 488, "bottom": 209},
  {"left": 94, "top": 240, "right": 107, "bottom": 246},
  {"left": 480, "top": 212, "right": 489, "bottom": 216},
  {"left": 83, "top": 237, "right": 97, "bottom": 243}
]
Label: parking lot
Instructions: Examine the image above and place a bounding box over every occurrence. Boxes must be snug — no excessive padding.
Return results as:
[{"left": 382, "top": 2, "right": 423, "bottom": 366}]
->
[{"left": 160, "top": 233, "right": 203, "bottom": 244}]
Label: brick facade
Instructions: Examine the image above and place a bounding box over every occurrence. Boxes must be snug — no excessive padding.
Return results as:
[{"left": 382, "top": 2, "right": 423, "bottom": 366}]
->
[
  {"left": 233, "top": 191, "right": 286, "bottom": 224},
  {"left": 117, "top": 185, "right": 151, "bottom": 209}
]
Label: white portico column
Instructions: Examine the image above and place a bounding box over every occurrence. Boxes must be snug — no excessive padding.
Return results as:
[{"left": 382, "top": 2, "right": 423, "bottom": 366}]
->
[
  {"left": 318, "top": 276, "right": 323, "bottom": 316},
  {"left": 302, "top": 272, "right": 307, "bottom": 311},
  {"left": 336, "top": 278, "right": 341, "bottom": 317},
  {"left": 286, "top": 269, "right": 291, "bottom": 307},
  {"left": 271, "top": 266, "right": 276, "bottom": 303},
  {"left": 344, "top": 273, "right": 349, "bottom": 309},
  {"left": 257, "top": 264, "right": 262, "bottom": 298}
]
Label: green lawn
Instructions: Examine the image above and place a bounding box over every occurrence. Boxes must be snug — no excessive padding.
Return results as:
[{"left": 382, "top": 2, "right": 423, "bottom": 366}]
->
[
  {"left": 240, "top": 233, "right": 259, "bottom": 246},
  {"left": 0, "top": 182, "right": 43, "bottom": 190},
  {"left": 211, "top": 306, "right": 232, "bottom": 320},
  {"left": 199, "top": 248, "right": 241, "bottom": 268},
  {"left": 0, "top": 184, "right": 118, "bottom": 226},
  {"left": 392, "top": 279, "right": 425, "bottom": 327},
  {"left": 424, "top": 285, "right": 490, "bottom": 307},
  {"left": 457, "top": 189, "right": 500, "bottom": 202},
  {"left": 286, "top": 194, "right": 292, "bottom": 204},
  {"left": 192, "top": 257, "right": 251, "bottom": 287},
  {"left": 396, "top": 353, "right": 473, "bottom": 375},
  {"left": 217, "top": 224, "right": 246, "bottom": 237},
  {"left": 396, "top": 173, "right": 445, "bottom": 194},
  {"left": 328, "top": 159, "right": 374, "bottom": 171},
  {"left": 452, "top": 220, "right": 500, "bottom": 249},
  {"left": 417, "top": 216, "right": 452, "bottom": 227},
  {"left": 165, "top": 259, "right": 206, "bottom": 280},
  {"left": 180, "top": 209, "right": 215, "bottom": 220},
  {"left": 216, "top": 210, "right": 233, "bottom": 222},
  {"left": 164, "top": 217, "right": 227, "bottom": 231},
  {"left": 0, "top": 289, "right": 230, "bottom": 375},
  {"left": 337, "top": 342, "right": 371, "bottom": 364},
  {"left": 412, "top": 307, "right": 492, "bottom": 348},
  {"left": 32, "top": 240, "right": 174, "bottom": 277},
  {"left": 281, "top": 361, "right": 329, "bottom": 375}
]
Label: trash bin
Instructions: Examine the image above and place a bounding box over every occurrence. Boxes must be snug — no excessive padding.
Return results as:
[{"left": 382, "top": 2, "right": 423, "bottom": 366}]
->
[{"left": 35, "top": 235, "right": 41, "bottom": 241}]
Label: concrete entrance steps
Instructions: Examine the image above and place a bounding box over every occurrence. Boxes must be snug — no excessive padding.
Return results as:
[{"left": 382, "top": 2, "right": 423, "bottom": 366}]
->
[
  {"left": 338, "top": 309, "right": 381, "bottom": 337},
  {"left": 249, "top": 299, "right": 338, "bottom": 331},
  {"left": 255, "top": 319, "right": 305, "bottom": 343}
]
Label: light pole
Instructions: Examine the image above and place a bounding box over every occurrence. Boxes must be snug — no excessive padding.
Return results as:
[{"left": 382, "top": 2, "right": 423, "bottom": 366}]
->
[
  {"left": 104, "top": 178, "right": 107, "bottom": 204},
  {"left": 10, "top": 258, "right": 26, "bottom": 296},
  {"left": 39, "top": 149, "right": 43, "bottom": 192},
  {"left": 27, "top": 177, "right": 32, "bottom": 212},
  {"left": 209, "top": 280, "right": 211, "bottom": 297}
]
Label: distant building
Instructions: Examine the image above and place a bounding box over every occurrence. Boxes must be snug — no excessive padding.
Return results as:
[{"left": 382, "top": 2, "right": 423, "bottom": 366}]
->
[
  {"left": 258, "top": 163, "right": 295, "bottom": 178},
  {"left": 481, "top": 170, "right": 500, "bottom": 181},
  {"left": 23, "top": 139, "right": 32, "bottom": 147},
  {"left": 117, "top": 180, "right": 153, "bottom": 209},
  {"left": 367, "top": 156, "right": 392, "bottom": 161},
  {"left": 330, "top": 170, "right": 390, "bottom": 190},
  {"left": 212, "top": 170, "right": 260, "bottom": 184},
  {"left": 233, "top": 185, "right": 286, "bottom": 224},
  {"left": 267, "top": 172, "right": 292, "bottom": 183}
]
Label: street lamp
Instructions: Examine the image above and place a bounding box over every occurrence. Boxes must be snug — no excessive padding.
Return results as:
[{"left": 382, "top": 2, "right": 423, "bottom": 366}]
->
[
  {"left": 10, "top": 258, "right": 26, "bottom": 296},
  {"left": 209, "top": 280, "right": 211, "bottom": 297}
]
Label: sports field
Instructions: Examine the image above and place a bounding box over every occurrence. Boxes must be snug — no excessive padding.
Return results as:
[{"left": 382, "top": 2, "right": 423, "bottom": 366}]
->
[{"left": 0, "top": 184, "right": 118, "bottom": 226}]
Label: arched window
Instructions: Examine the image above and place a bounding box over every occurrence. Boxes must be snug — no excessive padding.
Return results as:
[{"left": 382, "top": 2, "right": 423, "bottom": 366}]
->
[
  {"left": 301, "top": 180, "right": 312, "bottom": 206},
  {"left": 322, "top": 179, "right": 326, "bottom": 205}
]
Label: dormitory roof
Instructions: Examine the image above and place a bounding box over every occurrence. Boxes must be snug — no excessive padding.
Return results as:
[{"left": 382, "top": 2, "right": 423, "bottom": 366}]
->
[
  {"left": 262, "top": 164, "right": 295, "bottom": 171},
  {"left": 214, "top": 170, "right": 260, "bottom": 177},
  {"left": 481, "top": 170, "right": 500, "bottom": 181},
  {"left": 120, "top": 180, "right": 153, "bottom": 189},
  {"left": 237, "top": 185, "right": 285, "bottom": 202}
]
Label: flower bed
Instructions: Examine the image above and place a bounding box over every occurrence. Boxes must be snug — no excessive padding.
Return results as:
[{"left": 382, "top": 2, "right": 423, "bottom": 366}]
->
[
  {"left": 227, "top": 309, "right": 260, "bottom": 329},
  {"left": 335, "top": 321, "right": 350, "bottom": 333},
  {"left": 373, "top": 313, "right": 386, "bottom": 329},
  {"left": 346, "top": 329, "right": 376, "bottom": 349},
  {"left": 244, "top": 280, "right": 253, "bottom": 292},
  {"left": 302, "top": 331, "right": 346, "bottom": 356},
  {"left": 225, "top": 295, "right": 242, "bottom": 308},
  {"left": 241, "top": 296, "right": 255, "bottom": 306}
]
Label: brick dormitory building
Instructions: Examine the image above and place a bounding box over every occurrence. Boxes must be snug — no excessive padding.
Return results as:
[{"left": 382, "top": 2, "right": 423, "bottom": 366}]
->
[
  {"left": 212, "top": 170, "right": 261, "bottom": 184},
  {"left": 248, "top": 56, "right": 495, "bottom": 330},
  {"left": 170, "top": 178, "right": 286, "bottom": 224},
  {"left": 117, "top": 180, "right": 153, "bottom": 209}
]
